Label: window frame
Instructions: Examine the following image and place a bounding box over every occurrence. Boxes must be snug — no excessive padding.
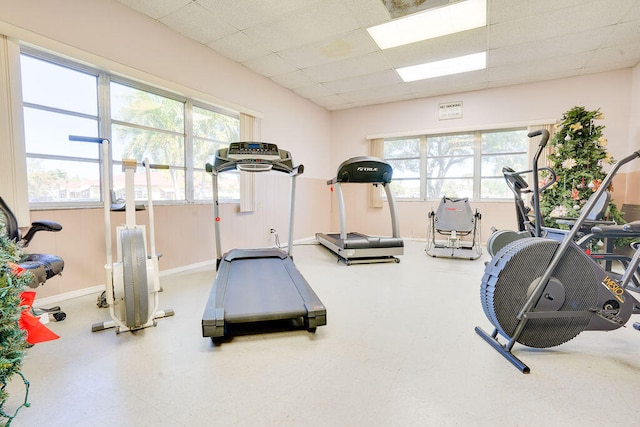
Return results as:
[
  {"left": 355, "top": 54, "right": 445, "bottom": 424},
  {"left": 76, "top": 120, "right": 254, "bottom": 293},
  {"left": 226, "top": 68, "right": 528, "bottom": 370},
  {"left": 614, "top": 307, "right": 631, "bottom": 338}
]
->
[
  {"left": 382, "top": 127, "right": 529, "bottom": 202},
  {"left": 20, "top": 47, "right": 241, "bottom": 209}
]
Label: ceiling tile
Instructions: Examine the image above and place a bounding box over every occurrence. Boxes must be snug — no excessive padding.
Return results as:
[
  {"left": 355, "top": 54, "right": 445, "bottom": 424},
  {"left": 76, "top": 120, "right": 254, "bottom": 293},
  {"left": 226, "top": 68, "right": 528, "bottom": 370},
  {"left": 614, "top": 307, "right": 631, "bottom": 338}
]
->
[
  {"left": 207, "top": 31, "right": 272, "bottom": 63},
  {"left": 622, "top": 2, "right": 640, "bottom": 21},
  {"left": 294, "top": 84, "right": 336, "bottom": 99},
  {"left": 159, "top": 2, "right": 235, "bottom": 44},
  {"left": 310, "top": 93, "right": 353, "bottom": 110},
  {"left": 324, "top": 69, "right": 402, "bottom": 93},
  {"left": 197, "top": 0, "right": 321, "bottom": 30},
  {"left": 489, "top": 1, "right": 633, "bottom": 49},
  {"left": 382, "top": 27, "right": 488, "bottom": 68},
  {"left": 116, "top": 0, "right": 191, "bottom": 20},
  {"left": 243, "top": 53, "right": 298, "bottom": 77},
  {"left": 340, "top": 82, "right": 412, "bottom": 103},
  {"left": 488, "top": 52, "right": 592, "bottom": 83},
  {"left": 489, "top": 0, "right": 588, "bottom": 24},
  {"left": 303, "top": 51, "right": 392, "bottom": 82},
  {"left": 601, "top": 20, "right": 640, "bottom": 47},
  {"left": 408, "top": 68, "right": 489, "bottom": 91},
  {"left": 342, "top": 0, "right": 391, "bottom": 27},
  {"left": 586, "top": 40, "right": 640, "bottom": 68},
  {"left": 270, "top": 70, "right": 319, "bottom": 90},
  {"left": 278, "top": 29, "right": 378, "bottom": 69},
  {"left": 489, "top": 28, "right": 613, "bottom": 67},
  {"left": 242, "top": 0, "right": 361, "bottom": 52}
]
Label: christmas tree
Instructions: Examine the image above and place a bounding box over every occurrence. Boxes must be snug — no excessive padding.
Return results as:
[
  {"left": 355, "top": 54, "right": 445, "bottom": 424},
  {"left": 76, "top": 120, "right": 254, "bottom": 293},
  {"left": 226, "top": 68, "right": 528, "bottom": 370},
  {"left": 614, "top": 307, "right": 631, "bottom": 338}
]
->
[
  {"left": 540, "top": 106, "right": 625, "bottom": 230},
  {"left": 0, "top": 234, "right": 30, "bottom": 425}
]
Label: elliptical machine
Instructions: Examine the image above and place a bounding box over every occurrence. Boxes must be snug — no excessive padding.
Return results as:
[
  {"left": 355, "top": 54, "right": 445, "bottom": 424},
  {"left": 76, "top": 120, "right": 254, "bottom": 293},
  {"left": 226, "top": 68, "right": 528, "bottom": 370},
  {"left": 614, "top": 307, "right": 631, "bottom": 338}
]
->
[
  {"left": 486, "top": 129, "right": 556, "bottom": 256},
  {"left": 69, "top": 136, "right": 174, "bottom": 333},
  {"left": 476, "top": 149, "right": 640, "bottom": 373}
]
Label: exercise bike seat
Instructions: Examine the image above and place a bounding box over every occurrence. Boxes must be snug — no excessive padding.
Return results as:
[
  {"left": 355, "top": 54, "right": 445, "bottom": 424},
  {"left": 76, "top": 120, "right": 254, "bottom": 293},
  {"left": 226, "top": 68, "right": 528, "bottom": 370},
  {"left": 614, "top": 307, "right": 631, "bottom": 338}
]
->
[{"left": 0, "top": 196, "right": 65, "bottom": 288}]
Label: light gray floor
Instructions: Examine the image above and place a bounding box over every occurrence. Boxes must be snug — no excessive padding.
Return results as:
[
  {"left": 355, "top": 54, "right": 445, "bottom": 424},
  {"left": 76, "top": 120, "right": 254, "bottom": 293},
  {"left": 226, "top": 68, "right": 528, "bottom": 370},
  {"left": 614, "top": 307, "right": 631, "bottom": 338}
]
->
[{"left": 4, "top": 240, "right": 640, "bottom": 426}]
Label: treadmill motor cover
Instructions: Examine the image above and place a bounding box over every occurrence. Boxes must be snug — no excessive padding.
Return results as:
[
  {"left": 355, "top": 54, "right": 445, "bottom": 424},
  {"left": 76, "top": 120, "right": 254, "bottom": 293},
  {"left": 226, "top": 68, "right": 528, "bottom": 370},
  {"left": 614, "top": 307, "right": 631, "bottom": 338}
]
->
[{"left": 335, "top": 157, "right": 393, "bottom": 184}]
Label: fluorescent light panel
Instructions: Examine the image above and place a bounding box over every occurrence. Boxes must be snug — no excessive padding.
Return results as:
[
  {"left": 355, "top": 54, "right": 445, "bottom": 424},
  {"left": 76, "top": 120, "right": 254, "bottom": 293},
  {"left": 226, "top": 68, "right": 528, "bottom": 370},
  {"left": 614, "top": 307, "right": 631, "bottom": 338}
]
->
[
  {"left": 397, "top": 52, "right": 486, "bottom": 82},
  {"left": 367, "top": 0, "right": 487, "bottom": 50}
]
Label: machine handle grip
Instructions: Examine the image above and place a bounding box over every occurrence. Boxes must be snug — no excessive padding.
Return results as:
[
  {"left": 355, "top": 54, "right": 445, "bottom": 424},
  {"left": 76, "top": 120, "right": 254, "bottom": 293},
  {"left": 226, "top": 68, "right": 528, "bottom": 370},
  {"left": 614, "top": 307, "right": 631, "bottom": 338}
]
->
[
  {"left": 69, "top": 135, "right": 107, "bottom": 144},
  {"left": 527, "top": 129, "right": 550, "bottom": 147},
  {"left": 142, "top": 160, "right": 170, "bottom": 170},
  {"left": 290, "top": 164, "right": 304, "bottom": 177}
]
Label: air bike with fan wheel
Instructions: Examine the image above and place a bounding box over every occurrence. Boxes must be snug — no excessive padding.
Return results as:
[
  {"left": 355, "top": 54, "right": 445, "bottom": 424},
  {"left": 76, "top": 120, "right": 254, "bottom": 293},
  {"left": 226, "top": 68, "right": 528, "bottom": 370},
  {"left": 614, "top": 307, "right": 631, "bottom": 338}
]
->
[
  {"left": 475, "top": 148, "right": 640, "bottom": 373},
  {"left": 69, "top": 136, "right": 174, "bottom": 333}
]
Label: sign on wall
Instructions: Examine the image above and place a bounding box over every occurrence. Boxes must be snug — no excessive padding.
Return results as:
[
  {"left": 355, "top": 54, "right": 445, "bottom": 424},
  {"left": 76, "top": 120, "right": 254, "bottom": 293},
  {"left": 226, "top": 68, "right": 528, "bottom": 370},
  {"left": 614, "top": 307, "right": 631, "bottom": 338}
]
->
[{"left": 438, "top": 101, "right": 463, "bottom": 120}]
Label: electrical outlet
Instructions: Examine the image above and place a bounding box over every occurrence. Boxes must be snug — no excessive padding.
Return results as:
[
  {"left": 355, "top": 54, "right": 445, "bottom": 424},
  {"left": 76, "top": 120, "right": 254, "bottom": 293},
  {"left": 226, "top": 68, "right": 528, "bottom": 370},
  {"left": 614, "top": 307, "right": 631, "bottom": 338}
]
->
[{"left": 269, "top": 228, "right": 277, "bottom": 234}]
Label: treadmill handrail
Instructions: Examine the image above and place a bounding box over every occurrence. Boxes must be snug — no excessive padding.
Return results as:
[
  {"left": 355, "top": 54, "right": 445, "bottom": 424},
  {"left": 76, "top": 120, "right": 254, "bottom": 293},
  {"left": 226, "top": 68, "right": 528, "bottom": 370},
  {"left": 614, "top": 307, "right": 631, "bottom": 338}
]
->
[
  {"left": 206, "top": 142, "right": 303, "bottom": 265},
  {"left": 209, "top": 143, "right": 296, "bottom": 175}
]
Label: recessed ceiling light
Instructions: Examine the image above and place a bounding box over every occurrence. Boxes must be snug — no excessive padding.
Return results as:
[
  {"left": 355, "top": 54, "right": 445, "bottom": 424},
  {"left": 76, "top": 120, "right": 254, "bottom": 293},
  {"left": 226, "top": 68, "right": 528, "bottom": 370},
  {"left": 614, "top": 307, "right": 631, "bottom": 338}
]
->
[
  {"left": 367, "top": 0, "right": 487, "bottom": 50},
  {"left": 396, "top": 52, "right": 486, "bottom": 82}
]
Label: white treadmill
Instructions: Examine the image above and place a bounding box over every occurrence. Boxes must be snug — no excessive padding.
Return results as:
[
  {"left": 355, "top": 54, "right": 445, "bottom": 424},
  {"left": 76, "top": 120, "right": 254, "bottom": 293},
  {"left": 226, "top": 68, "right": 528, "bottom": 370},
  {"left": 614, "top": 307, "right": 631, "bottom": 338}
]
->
[
  {"left": 315, "top": 156, "right": 404, "bottom": 265},
  {"left": 201, "top": 142, "right": 326, "bottom": 340}
]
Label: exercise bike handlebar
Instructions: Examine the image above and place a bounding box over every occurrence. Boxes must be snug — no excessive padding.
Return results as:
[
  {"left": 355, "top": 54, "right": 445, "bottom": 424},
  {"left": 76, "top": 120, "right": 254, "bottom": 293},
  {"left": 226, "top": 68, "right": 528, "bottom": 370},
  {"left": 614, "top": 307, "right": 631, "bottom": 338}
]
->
[
  {"left": 68, "top": 135, "right": 108, "bottom": 144},
  {"left": 527, "top": 129, "right": 549, "bottom": 147},
  {"left": 142, "top": 160, "right": 170, "bottom": 170},
  {"left": 503, "top": 166, "right": 557, "bottom": 194},
  {"left": 529, "top": 129, "right": 549, "bottom": 237}
]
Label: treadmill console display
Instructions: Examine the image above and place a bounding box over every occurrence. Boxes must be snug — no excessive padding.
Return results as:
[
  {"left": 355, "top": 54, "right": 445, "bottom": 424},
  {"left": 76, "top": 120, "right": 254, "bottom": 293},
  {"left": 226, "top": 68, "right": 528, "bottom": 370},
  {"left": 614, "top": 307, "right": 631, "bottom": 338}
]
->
[{"left": 227, "top": 142, "right": 281, "bottom": 161}]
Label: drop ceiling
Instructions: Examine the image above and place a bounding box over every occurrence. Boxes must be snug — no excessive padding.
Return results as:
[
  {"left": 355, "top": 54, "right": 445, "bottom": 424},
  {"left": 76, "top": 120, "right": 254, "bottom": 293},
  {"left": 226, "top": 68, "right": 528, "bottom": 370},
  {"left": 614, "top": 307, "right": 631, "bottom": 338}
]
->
[{"left": 116, "top": 0, "right": 640, "bottom": 111}]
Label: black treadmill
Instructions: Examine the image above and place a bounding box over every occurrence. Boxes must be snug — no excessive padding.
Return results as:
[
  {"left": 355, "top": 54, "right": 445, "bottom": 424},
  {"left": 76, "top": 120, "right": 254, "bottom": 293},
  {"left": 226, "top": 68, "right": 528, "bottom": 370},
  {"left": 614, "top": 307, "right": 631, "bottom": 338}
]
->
[
  {"left": 315, "top": 156, "right": 404, "bottom": 265},
  {"left": 201, "top": 142, "right": 326, "bottom": 339}
]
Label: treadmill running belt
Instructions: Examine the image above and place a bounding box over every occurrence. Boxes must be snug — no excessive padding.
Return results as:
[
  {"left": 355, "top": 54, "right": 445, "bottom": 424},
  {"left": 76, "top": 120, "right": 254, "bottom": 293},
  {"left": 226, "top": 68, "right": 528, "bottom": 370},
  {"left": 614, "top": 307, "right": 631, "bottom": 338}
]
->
[{"left": 224, "top": 257, "right": 307, "bottom": 322}]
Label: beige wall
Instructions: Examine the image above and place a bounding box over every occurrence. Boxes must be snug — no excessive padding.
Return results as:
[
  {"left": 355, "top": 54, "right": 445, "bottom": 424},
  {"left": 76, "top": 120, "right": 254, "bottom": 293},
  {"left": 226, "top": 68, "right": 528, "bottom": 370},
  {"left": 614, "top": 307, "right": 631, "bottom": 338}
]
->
[{"left": 329, "top": 69, "right": 640, "bottom": 240}]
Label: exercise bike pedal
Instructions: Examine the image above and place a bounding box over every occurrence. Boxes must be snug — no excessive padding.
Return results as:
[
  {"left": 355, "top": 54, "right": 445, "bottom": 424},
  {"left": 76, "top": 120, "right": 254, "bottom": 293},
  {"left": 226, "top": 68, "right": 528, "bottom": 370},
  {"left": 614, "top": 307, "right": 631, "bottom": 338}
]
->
[{"left": 633, "top": 322, "right": 640, "bottom": 331}]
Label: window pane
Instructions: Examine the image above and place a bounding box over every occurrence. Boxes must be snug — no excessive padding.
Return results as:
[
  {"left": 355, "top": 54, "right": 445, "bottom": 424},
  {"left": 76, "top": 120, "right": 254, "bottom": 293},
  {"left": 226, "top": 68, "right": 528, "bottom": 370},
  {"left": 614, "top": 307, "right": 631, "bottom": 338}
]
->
[
  {"left": 111, "top": 82, "right": 184, "bottom": 132},
  {"left": 112, "top": 124, "right": 184, "bottom": 166},
  {"left": 112, "top": 165, "right": 185, "bottom": 202},
  {"left": 482, "top": 129, "right": 528, "bottom": 153},
  {"left": 384, "top": 138, "right": 419, "bottom": 159},
  {"left": 21, "top": 55, "right": 98, "bottom": 115},
  {"left": 193, "top": 137, "right": 227, "bottom": 172},
  {"left": 192, "top": 106, "right": 240, "bottom": 201},
  {"left": 27, "top": 158, "right": 100, "bottom": 202},
  {"left": 427, "top": 156, "right": 473, "bottom": 178},
  {"left": 481, "top": 177, "right": 514, "bottom": 199},
  {"left": 427, "top": 134, "right": 474, "bottom": 156},
  {"left": 481, "top": 153, "right": 528, "bottom": 177},
  {"left": 24, "top": 108, "right": 99, "bottom": 158},
  {"left": 390, "top": 179, "right": 420, "bottom": 199},
  {"left": 387, "top": 158, "right": 420, "bottom": 179},
  {"left": 193, "top": 106, "right": 239, "bottom": 141},
  {"left": 427, "top": 178, "right": 473, "bottom": 199}
]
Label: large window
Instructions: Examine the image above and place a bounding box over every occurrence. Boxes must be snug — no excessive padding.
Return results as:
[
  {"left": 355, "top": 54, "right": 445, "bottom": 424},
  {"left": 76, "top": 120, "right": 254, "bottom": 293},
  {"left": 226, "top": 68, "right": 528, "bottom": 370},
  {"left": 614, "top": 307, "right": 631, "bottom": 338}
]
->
[
  {"left": 383, "top": 128, "right": 528, "bottom": 200},
  {"left": 20, "top": 51, "right": 240, "bottom": 206}
]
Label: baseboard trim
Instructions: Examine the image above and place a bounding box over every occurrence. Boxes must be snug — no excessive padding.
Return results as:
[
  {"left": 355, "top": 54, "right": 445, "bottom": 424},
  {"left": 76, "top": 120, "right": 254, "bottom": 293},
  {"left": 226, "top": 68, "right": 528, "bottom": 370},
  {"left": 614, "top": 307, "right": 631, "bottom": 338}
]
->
[{"left": 34, "top": 259, "right": 216, "bottom": 307}]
